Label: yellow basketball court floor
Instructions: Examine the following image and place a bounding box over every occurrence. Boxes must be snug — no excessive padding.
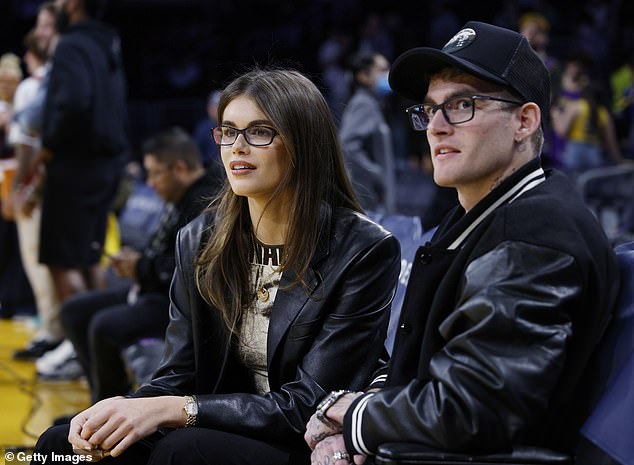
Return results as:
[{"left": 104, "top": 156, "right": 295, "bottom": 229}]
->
[{"left": 0, "top": 318, "right": 89, "bottom": 465}]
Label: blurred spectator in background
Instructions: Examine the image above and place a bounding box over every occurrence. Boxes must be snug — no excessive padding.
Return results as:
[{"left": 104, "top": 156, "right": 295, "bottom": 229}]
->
[
  {"left": 0, "top": 52, "right": 29, "bottom": 320},
  {"left": 39, "top": 0, "right": 129, "bottom": 301},
  {"left": 0, "top": 53, "right": 22, "bottom": 156},
  {"left": 32, "top": 0, "right": 130, "bottom": 375},
  {"left": 192, "top": 89, "right": 226, "bottom": 191},
  {"left": 339, "top": 51, "right": 396, "bottom": 215},
  {"left": 519, "top": 12, "right": 562, "bottom": 168},
  {"left": 57, "top": 126, "right": 218, "bottom": 399},
  {"left": 13, "top": 1, "right": 58, "bottom": 146},
  {"left": 8, "top": 1, "right": 60, "bottom": 359},
  {"left": 519, "top": 12, "right": 560, "bottom": 83},
  {"left": 33, "top": 0, "right": 58, "bottom": 54},
  {"left": 193, "top": 89, "right": 221, "bottom": 166},
  {"left": 551, "top": 55, "right": 624, "bottom": 175},
  {"left": 611, "top": 53, "right": 634, "bottom": 157},
  {"left": 7, "top": 26, "right": 65, "bottom": 361},
  {"left": 317, "top": 28, "right": 353, "bottom": 122}
]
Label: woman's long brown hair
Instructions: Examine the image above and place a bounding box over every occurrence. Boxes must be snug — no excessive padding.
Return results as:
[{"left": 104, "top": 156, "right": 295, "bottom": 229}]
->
[{"left": 195, "top": 68, "right": 362, "bottom": 334}]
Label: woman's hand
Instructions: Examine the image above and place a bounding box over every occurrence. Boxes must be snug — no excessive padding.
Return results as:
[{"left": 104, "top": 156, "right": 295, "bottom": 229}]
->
[
  {"left": 68, "top": 396, "right": 186, "bottom": 457},
  {"left": 310, "top": 433, "right": 366, "bottom": 465}
]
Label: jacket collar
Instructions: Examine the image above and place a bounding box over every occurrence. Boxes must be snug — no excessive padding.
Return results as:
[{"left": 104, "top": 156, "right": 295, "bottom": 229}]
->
[{"left": 433, "top": 157, "right": 546, "bottom": 250}]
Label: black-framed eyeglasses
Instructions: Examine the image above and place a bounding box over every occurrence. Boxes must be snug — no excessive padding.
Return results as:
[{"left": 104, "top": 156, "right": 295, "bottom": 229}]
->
[
  {"left": 405, "top": 95, "right": 525, "bottom": 131},
  {"left": 212, "top": 125, "right": 279, "bottom": 146}
]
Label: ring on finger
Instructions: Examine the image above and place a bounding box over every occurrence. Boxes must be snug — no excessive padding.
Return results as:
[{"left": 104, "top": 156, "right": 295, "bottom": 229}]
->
[{"left": 332, "top": 450, "right": 350, "bottom": 461}]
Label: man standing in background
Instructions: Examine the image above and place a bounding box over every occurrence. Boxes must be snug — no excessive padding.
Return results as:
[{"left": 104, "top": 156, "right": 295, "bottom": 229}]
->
[
  {"left": 32, "top": 0, "right": 129, "bottom": 375},
  {"left": 40, "top": 0, "right": 129, "bottom": 302}
]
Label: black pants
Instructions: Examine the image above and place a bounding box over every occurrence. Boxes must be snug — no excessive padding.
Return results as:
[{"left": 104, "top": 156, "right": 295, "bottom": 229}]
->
[
  {"left": 32, "top": 424, "right": 302, "bottom": 465},
  {"left": 60, "top": 285, "right": 170, "bottom": 402},
  {"left": 0, "top": 215, "right": 34, "bottom": 317}
]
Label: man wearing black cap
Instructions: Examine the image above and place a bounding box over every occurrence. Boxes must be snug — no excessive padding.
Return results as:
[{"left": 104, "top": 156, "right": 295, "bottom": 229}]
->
[{"left": 304, "top": 21, "right": 620, "bottom": 464}]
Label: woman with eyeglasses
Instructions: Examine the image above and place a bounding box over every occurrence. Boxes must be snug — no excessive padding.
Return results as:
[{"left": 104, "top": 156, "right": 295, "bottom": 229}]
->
[{"left": 32, "top": 68, "right": 400, "bottom": 465}]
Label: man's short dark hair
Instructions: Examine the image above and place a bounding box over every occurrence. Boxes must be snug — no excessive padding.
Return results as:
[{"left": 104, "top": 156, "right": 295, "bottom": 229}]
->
[
  {"left": 142, "top": 126, "right": 203, "bottom": 170},
  {"left": 349, "top": 51, "right": 379, "bottom": 78}
]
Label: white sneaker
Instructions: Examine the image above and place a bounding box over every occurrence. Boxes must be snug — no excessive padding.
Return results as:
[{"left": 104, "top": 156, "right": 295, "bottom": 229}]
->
[{"left": 36, "top": 339, "right": 84, "bottom": 380}]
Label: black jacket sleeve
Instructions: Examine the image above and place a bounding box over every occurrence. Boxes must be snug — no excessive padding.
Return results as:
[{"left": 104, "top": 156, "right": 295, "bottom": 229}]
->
[
  {"left": 344, "top": 241, "right": 580, "bottom": 455},
  {"left": 42, "top": 40, "right": 93, "bottom": 152}
]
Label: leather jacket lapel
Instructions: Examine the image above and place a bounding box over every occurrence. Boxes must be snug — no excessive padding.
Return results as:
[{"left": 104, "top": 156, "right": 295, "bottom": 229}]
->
[
  {"left": 266, "top": 202, "right": 331, "bottom": 375},
  {"left": 266, "top": 267, "right": 320, "bottom": 370}
]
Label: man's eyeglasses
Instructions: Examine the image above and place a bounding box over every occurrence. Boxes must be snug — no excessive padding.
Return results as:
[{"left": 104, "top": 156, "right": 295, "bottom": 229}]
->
[
  {"left": 212, "top": 125, "right": 279, "bottom": 146},
  {"left": 405, "top": 95, "right": 525, "bottom": 131}
]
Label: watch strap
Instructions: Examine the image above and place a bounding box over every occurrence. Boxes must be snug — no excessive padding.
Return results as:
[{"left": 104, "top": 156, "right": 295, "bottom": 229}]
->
[{"left": 315, "top": 390, "right": 352, "bottom": 429}]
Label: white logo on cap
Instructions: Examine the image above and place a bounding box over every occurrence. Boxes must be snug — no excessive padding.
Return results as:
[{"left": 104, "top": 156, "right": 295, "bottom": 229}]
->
[{"left": 443, "top": 28, "right": 476, "bottom": 51}]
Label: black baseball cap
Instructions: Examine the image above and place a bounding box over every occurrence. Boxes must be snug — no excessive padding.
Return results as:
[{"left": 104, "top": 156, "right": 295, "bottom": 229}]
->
[{"left": 389, "top": 21, "right": 550, "bottom": 126}]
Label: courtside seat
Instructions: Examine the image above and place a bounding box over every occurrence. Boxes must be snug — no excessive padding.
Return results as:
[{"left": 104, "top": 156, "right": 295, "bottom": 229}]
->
[
  {"left": 375, "top": 214, "right": 425, "bottom": 354},
  {"left": 123, "top": 337, "right": 165, "bottom": 388},
  {"left": 577, "top": 165, "right": 634, "bottom": 245}
]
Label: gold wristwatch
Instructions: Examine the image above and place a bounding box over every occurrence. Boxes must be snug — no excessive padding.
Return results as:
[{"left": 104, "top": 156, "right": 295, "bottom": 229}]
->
[{"left": 183, "top": 395, "right": 198, "bottom": 427}]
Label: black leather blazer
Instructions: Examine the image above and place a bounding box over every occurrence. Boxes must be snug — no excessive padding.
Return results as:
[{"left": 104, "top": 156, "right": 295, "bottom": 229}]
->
[{"left": 133, "top": 205, "right": 400, "bottom": 447}]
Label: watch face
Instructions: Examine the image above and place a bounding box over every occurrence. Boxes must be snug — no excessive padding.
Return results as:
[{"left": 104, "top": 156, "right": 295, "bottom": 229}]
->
[{"left": 186, "top": 403, "right": 196, "bottom": 415}]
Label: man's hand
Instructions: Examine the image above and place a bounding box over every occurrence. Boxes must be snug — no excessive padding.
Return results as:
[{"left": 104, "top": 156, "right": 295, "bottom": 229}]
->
[
  {"left": 110, "top": 247, "right": 141, "bottom": 280},
  {"left": 310, "top": 433, "right": 366, "bottom": 465},
  {"left": 305, "top": 392, "right": 363, "bottom": 450}
]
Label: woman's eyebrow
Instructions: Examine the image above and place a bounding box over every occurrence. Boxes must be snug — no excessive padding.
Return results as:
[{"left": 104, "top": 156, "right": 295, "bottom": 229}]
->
[{"left": 221, "top": 119, "right": 273, "bottom": 127}]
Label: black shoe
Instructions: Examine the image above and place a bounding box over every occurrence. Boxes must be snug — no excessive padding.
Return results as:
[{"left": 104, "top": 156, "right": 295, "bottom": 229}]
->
[
  {"left": 0, "top": 306, "right": 15, "bottom": 320},
  {"left": 13, "top": 339, "right": 62, "bottom": 360}
]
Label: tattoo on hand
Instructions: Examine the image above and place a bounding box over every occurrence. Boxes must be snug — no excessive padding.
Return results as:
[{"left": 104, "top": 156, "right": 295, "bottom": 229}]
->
[{"left": 311, "top": 432, "right": 329, "bottom": 444}]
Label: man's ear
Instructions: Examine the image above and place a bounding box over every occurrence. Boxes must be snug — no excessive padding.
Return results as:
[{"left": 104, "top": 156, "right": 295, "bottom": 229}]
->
[
  {"left": 515, "top": 102, "right": 540, "bottom": 141},
  {"left": 171, "top": 159, "right": 189, "bottom": 178}
]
